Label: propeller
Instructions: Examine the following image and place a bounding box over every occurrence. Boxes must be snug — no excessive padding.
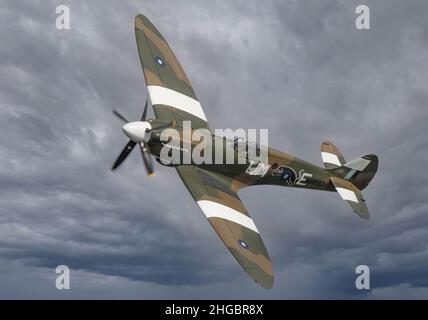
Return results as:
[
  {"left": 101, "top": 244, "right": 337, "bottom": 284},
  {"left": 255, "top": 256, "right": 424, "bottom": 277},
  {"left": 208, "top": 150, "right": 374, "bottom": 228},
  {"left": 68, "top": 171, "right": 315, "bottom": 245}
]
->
[
  {"left": 111, "top": 140, "right": 136, "bottom": 171},
  {"left": 141, "top": 99, "right": 148, "bottom": 121},
  {"left": 112, "top": 110, "right": 129, "bottom": 123},
  {"left": 139, "top": 142, "right": 154, "bottom": 175},
  {"left": 111, "top": 98, "right": 157, "bottom": 175}
]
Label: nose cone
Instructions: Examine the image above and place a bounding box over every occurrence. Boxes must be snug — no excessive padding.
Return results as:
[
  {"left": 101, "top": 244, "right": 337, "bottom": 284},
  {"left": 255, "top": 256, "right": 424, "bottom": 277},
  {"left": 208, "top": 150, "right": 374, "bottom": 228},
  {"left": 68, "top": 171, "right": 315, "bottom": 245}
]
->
[{"left": 122, "top": 121, "right": 152, "bottom": 142}]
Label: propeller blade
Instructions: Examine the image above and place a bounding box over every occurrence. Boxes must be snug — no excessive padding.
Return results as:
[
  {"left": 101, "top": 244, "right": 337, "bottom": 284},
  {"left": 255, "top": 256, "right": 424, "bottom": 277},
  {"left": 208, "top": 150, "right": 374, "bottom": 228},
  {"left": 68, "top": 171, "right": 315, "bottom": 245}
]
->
[
  {"left": 141, "top": 99, "right": 149, "bottom": 121},
  {"left": 112, "top": 110, "right": 129, "bottom": 123},
  {"left": 111, "top": 140, "right": 136, "bottom": 171},
  {"left": 139, "top": 142, "right": 154, "bottom": 175}
]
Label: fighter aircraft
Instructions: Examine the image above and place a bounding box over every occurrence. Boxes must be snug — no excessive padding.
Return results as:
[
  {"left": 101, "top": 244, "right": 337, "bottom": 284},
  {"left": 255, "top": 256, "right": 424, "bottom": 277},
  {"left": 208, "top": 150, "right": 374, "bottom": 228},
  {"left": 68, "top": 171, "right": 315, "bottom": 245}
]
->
[{"left": 111, "top": 14, "right": 378, "bottom": 289}]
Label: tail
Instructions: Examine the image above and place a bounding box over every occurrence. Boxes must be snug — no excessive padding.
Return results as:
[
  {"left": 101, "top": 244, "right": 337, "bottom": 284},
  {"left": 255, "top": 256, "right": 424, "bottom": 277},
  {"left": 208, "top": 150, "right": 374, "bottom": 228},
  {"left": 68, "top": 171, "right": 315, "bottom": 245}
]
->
[{"left": 320, "top": 140, "right": 379, "bottom": 219}]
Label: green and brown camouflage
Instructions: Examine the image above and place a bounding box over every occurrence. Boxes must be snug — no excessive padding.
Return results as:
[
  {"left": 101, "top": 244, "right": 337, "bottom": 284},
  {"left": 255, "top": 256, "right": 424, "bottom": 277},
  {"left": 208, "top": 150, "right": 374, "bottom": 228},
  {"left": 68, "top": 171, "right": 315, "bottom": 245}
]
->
[
  {"left": 176, "top": 165, "right": 274, "bottom": 288},
  {"left": 321, "top": 140, "right": 346, "bottom": 169},
  {"left": 116, "top": 14, "right": 379, "bottom": 289},
  {"left": 135, "top": 14, "right": 210, "bottom": 131},
  {"left": 329, "top": 154, "right": 379, "bottom": 191}
]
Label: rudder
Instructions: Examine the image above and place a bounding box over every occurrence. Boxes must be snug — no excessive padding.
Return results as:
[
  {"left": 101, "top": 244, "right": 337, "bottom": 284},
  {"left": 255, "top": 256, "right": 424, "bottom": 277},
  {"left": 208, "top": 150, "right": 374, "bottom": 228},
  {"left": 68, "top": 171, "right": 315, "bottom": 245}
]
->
[{"left": 341, "top": 154, "right": 378, "bottom": 190}]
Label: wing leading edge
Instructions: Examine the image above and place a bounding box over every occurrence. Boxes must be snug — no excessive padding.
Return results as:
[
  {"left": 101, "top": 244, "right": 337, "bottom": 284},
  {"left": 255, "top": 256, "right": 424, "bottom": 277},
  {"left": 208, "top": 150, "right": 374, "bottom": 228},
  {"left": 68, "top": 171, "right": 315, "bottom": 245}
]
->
[{"left": 176, "top": 165, "right": 274, "bottom": 289}]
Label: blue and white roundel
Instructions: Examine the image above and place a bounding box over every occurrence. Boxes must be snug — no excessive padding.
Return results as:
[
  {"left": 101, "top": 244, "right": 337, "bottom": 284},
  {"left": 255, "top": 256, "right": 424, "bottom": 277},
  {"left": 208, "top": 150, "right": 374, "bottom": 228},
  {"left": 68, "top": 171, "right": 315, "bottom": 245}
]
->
[
  {"left": 155, "top": 56, "right": 165, "bottom": 67},
  {"left": 238, "top": 239, "right": 249, "bottom": 249}
]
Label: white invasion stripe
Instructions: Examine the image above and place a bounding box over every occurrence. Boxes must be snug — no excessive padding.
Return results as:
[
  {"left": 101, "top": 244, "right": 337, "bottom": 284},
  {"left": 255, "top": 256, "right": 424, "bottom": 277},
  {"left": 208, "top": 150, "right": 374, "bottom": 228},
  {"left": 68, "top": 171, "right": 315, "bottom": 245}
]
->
[
  {"left": 336, "top": 187, "right": 358, "bottom": 203},
  {"left": 197, "top": 200, "right": 259, "bottom": 233},
  {"left": 321, "top": 152, "right": 342, "bottom": 166},
  {"left": 147, "top": 85, "right": 207, "bottom": 121},
  {"left": 344, "top": 157, "right": 371, "bottom": 171}
]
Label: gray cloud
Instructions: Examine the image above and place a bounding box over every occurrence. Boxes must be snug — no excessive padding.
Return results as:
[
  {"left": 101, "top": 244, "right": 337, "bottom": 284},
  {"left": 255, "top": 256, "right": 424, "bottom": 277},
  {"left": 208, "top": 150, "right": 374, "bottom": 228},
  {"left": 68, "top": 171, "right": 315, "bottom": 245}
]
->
[{"left": 0, "top": 0, "right": 427, "bottom": 298}]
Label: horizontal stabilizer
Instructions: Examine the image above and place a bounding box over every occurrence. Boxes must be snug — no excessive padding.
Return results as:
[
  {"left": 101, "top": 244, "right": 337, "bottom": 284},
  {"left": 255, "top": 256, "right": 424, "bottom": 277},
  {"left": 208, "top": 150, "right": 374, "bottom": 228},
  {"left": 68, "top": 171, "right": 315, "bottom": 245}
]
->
[
  {"left": 330, "top": 176, "right": 369, "bottom": 220},
  {"left": 321, "top": 141, "right": 346, "bottom": 169}
]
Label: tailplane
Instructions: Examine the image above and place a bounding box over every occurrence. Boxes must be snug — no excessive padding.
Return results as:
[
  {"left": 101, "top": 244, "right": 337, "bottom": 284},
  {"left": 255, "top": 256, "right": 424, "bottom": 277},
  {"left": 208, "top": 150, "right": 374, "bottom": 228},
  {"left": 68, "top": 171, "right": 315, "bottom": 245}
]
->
[
  {"left": 330, "top": 176, "right": 369, "bottom": 219},
  {"left": 320, "top": 141, "right": 379, "bottom": 220},
  {"left": 321, "top": 141, "right": 346, "bottom": 169}
]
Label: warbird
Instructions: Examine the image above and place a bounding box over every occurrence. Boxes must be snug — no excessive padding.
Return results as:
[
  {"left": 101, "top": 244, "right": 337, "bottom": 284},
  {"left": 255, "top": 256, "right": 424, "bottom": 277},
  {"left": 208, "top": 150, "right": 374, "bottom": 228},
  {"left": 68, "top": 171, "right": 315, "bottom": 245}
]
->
[{"left": 111, "top": 14, "right": 378, "bottom": 289}]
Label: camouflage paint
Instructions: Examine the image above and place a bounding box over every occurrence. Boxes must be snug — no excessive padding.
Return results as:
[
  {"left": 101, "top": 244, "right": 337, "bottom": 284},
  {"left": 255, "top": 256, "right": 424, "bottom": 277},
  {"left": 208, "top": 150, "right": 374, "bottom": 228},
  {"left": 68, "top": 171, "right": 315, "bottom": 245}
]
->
[{"left": 124, "top": 14, "right": 379, "bottom": 289}]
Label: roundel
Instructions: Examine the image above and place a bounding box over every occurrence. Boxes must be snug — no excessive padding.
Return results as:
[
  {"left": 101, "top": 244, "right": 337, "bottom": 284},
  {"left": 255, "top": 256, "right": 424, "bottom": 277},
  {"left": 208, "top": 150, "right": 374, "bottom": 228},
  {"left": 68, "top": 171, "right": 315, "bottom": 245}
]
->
[
  {"left": 155, "top": 56, "right": 165, "bottom": 67},
  {"left": 238, "top": 239, "right": 249, "bottom": 249}
]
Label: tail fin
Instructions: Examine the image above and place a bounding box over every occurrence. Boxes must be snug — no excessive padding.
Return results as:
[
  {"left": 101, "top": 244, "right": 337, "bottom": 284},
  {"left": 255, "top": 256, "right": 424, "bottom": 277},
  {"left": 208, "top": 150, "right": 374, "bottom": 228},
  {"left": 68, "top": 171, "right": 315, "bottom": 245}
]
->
[
  {"left": 338, "top": 154, "right": 379, "bottom": 190},
  {"left": 321, "top": 141, "right": 378, "bottom": 190},
  {"left": 321, "top": 141, "right": 346, "bottom": 169}
]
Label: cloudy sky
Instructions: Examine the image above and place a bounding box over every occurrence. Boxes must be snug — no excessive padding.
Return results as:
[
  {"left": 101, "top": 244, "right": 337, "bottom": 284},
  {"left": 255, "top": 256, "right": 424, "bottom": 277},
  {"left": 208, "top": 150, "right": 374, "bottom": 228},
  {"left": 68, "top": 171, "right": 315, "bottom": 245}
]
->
[{"left": 1, "top": 0, "right": 428, "bottom": 299}]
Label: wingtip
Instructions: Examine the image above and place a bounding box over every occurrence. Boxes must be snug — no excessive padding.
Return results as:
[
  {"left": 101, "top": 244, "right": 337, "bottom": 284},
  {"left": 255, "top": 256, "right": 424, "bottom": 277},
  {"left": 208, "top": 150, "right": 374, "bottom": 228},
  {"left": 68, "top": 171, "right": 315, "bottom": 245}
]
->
[
  {"left": 135, "top": 13, "right": 145, "bottom": 20},
  {"left": 246, "top": 269, "right": 274, "bottom": 289},
  {"left": 361, "top": 212, "right": 370, "bottom": 220},
  {"left": 354, "top": 208, "right": 369, "bottom": 220},
  {"left": 134, "top": 14, "right": 146, "bottom": 30},
  {"left": 257, "top": 276, "right": 274, "bottom": 289}
]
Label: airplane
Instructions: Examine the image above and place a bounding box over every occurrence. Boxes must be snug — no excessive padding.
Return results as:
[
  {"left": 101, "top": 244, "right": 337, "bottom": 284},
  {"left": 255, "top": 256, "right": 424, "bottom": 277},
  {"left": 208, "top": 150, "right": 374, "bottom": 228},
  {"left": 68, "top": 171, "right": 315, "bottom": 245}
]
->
[{"left": 111, "top": 14, "right": 379, "bottom": 289}]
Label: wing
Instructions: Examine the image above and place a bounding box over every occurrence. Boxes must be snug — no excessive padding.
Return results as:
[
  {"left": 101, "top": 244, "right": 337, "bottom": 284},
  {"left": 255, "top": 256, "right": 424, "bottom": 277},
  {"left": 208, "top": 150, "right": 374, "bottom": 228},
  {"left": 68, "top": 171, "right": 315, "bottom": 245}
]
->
[
  {"left": 134, "top": 14, "right": 210, "bottom": 131},
  {"left": 175, "top": 165, "right": 274, "bottom": 288}
]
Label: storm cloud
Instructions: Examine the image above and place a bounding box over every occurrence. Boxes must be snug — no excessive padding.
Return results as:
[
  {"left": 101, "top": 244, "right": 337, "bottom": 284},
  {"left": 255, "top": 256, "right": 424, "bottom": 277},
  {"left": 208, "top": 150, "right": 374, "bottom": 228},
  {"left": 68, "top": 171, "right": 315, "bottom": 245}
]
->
[{"left": 0, "top": 0, "right": 427, "bottom": 298}]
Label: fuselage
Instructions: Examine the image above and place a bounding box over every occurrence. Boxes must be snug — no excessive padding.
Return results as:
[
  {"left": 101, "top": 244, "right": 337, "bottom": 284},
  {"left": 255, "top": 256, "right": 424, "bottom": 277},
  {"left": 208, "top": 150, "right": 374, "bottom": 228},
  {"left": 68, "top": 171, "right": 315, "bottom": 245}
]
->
[{"left": 146, "top": 123, "right": 335, "bottom": 193}]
